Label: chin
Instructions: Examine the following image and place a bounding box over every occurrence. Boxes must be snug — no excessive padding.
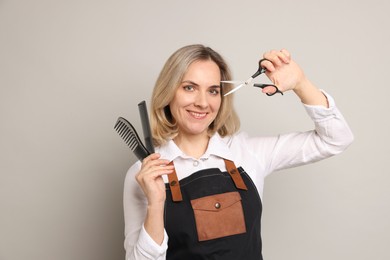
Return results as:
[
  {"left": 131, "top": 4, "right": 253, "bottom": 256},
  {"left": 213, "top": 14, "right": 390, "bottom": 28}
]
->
[{"left": 183, "top": 126, "right": 210, "bottom": 137}]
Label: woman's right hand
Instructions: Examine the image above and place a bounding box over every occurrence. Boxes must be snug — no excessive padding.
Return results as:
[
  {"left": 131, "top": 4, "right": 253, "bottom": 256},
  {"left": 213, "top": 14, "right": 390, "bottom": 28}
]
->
[{"left": 135, "top": 153, "right": 174, "bottom": 207}]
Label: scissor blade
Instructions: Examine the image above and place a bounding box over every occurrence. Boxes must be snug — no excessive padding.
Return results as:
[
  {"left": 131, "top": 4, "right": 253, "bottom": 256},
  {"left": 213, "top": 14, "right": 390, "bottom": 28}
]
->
[
  {"left": 221, "top": 80, "right": 245, "bottom": 84},
  {"left": 223, "top": 83, "right": 244, "bottom": 96}
]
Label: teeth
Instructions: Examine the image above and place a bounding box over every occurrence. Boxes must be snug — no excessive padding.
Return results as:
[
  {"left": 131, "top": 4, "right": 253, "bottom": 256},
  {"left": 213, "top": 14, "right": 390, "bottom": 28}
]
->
[{"left": 190, "top": 111, "right": 206, "bottom": 119}]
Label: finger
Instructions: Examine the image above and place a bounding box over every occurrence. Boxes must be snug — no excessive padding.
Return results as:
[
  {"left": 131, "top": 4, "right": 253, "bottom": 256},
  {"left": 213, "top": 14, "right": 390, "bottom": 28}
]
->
[
  {"left": 142, "top": 153, "right": 171, "bottom": 168},
  {"left": 144, "top": 166, "right": 174, "bottom": 179},
  {"left": 145, "top": 157, "right": 171, "bottom": 167},
  {"left": 263, "top": 50, "right": 283, "bottom": 67},
  {"left": 261, "top": 86, "right": 281, "bottom": 95},
  {"left": 140, "top": 153, "right": 160, "bottom": 168},
  {"left": 260, "top": 59, "right": 275, "bottom": 72},
  {"left": 142, "top": 153, "right": 161, "bottom": 164},
  {"left": 280, "top": 49, "right": 291, "bottom": 64},
  {"left": 136, "top": 164, "right": 174, "bottom": 183},
  {"left": 142, "top": 161, "right": 174, "bottom": 175},
  {"left": 263, "top": 49, "right": 290, "bottom": 67},
  {"left": 280, "top": 49, "right": 291, "bottom": 63}
]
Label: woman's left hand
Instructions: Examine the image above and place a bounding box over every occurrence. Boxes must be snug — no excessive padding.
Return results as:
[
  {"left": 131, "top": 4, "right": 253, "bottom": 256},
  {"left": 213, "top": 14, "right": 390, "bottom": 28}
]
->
[
  {"left": 261, "top": 49, "right": 329, "bottom": 107},
  {"left": 260, "top": 49, "right": 306, "bottom": 94}
]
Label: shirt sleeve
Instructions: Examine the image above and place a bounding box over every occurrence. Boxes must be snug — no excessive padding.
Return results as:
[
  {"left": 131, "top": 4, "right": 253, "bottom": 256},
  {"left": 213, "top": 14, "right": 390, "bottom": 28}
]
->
[
  {"left": 123, "top": 162, "right": 168, "bottom": 260},
  {"left": 242, "top": 90, "right": 354, "bottom": 176}
]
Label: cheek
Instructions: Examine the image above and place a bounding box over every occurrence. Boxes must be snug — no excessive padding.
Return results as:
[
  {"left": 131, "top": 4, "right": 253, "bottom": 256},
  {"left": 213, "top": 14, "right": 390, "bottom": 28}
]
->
[
  {"left": 169, "top": 95, "right": 188, "bottom": 119},
  {"left": 172, "top": 89, "right": 192, "bottom": 105},
  {"left": 211, "top": 98, "right": 222, "bottom": 112}
]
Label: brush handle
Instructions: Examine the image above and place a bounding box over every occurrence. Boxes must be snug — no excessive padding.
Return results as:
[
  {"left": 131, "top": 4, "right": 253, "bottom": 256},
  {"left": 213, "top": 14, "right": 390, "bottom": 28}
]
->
[{"left": 138, "top": 100, "right": 155, "bottom": 153}]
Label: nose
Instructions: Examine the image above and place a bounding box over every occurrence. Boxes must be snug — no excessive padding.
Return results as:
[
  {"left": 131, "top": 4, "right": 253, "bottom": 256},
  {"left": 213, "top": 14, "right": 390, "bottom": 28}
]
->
[{"left": 194, "top": 91, "right": 208, "bottom": 108}]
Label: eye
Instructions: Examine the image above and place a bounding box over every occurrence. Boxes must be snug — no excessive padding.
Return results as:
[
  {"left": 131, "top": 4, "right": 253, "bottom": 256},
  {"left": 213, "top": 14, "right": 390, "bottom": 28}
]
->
[
  {"left": 209, "top": 87, "right": 220, "bottom": 96},
  {"left": 183, "top": 85, "right": 195, "bottom": 91}
]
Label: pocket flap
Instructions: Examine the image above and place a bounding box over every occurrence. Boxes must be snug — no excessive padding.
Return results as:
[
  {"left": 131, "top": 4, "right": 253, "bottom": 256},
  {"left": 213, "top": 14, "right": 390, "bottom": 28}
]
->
[{"left": 190, "top": 191, "right": 241, "bottom": 212}]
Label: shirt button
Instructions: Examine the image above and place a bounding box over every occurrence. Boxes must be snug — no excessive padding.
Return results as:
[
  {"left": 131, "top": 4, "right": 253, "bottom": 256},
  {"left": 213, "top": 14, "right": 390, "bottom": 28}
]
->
[{"left": 193, "top": 160, "right": 199, "bottom": 167}]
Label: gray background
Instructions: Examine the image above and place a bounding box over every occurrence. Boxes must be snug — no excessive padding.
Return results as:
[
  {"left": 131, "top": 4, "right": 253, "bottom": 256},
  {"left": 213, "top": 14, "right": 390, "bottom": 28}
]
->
[{"left": 1, "top": 0, "right": 389, "bottom": 259}]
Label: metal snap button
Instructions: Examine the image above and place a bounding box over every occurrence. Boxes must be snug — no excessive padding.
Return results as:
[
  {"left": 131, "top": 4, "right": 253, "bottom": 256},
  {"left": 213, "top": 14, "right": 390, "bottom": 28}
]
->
[{"left": 214, "top": 202, "right": 221, "bottom": 209}]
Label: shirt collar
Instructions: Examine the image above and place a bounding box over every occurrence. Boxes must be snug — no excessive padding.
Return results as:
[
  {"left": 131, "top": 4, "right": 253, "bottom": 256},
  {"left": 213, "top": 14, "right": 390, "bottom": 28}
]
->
[
  {"left": 156, "top": 139, "right": 184, "bottom": 161},
  {"left": 205, "top": 133, "right": 235, "bottom": 161},
  {"left": 156, "top": 133, "right": 235, "bottom": 162}
]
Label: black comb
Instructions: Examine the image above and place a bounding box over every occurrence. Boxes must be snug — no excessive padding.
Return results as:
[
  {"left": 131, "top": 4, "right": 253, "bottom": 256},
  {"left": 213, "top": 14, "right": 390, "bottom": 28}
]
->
[
  {"left": 114, "top": 117, "right": 150, "bottom": 160},
  {"left": 138, "top": 100, "right": 155, "bottom": 154}
]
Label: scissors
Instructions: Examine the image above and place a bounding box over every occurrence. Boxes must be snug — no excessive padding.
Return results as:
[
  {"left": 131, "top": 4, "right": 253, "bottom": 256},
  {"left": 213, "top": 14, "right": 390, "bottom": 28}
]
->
[{"left": 221, "top": 58, "right": 283, "bottom": 97}]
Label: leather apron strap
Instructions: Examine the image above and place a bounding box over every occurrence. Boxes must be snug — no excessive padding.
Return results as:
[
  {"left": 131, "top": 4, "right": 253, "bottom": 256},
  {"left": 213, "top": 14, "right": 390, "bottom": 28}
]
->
[
  {"left": 224, "top": 159, "right": 248, "bottom": 191},
  {"left": 167, "top": 159, "right": 248, "bottom": 202},
  {"left": 167, "top": 161, "right": 183, "bottom": 202}
]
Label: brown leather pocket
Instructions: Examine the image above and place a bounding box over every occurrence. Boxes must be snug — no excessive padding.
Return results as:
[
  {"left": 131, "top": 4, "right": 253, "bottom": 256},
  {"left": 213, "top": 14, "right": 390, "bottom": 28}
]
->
[{"left": 190, "top": 191, "right": 246, "bottom": 241}]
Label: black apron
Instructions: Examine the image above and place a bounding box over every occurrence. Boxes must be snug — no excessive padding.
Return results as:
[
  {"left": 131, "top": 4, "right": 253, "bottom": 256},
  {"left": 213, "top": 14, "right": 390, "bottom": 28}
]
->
[{"left": 164, "top": 159, "right": 263, "bottom": 260}]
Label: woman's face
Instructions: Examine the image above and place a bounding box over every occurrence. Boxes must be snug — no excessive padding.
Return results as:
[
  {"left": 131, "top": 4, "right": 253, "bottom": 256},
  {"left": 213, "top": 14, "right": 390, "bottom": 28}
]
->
[{"left": 169, "top": 59, "right": 222, "bottom": 139}]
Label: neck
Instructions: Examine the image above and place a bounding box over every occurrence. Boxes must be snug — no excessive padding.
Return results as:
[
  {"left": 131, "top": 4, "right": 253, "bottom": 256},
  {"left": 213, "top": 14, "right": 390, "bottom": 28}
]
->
[{"left": 174, "top": 133, "right": 210, "bottom": 159}]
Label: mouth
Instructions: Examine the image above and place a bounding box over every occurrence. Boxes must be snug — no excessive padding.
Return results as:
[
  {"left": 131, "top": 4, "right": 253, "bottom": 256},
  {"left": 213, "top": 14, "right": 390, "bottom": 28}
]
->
[{"left": 188, "top": 110, "right": 208, "bottom": 119}]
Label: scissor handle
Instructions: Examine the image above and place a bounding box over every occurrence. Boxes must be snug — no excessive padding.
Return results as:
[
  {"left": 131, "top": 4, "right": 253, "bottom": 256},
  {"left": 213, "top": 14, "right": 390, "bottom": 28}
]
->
[
  {"left": 253, "top": 83, "right": 283, "bottom": 96},
  {"left": 251, "top": 58, "right": 271, "bottom": 78}
]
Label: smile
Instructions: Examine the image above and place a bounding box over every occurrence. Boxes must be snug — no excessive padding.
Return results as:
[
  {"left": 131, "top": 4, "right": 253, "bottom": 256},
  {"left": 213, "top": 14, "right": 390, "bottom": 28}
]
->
[{"left": 189, "top": 111, "right": 208, "bottom": 119}]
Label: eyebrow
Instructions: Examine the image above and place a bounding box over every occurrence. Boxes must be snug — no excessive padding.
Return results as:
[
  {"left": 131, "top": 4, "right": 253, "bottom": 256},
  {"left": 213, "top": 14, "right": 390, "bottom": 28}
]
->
[
  {"left": 181, "top": 80, "right": 199, "bottom": 86},
  {"left": 181, "top": 80, "right": 221, "bottom": 88}
]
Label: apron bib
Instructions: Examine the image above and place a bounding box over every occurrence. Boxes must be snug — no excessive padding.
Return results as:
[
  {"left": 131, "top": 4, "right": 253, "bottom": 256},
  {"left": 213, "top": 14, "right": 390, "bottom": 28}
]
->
[{"left": 164, "top": 159, "right": 263, "bottom": 260}]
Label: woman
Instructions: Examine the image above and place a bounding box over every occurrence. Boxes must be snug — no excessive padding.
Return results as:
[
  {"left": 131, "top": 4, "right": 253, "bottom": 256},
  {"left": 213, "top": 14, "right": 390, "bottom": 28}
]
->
[{"left": 123, "top": 44, "right": 354, "bottom": 260}]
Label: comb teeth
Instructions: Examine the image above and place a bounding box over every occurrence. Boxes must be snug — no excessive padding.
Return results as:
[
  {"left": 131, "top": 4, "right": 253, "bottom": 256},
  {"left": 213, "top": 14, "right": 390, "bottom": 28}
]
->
[
  {"left": 114, "top": 121, "right": 137, "bottom": 149},
  {"left": 114, "top": 119, "right": 139, "bottom": 150},
  {"left": 114, "top": 117, "right": 150, "bottom": 160}
]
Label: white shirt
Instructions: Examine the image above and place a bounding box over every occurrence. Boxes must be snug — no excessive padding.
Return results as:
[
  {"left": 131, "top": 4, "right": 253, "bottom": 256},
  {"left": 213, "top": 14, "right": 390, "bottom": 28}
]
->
[{"left": 123, "top": 92, "right": 354, "bottom": 260}]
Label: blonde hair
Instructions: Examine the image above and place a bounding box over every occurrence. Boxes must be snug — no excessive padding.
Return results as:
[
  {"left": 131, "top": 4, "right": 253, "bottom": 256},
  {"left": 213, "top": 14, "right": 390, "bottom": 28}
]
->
[{"left": 151, "top": 44, "right": 240, "bottom": 146}]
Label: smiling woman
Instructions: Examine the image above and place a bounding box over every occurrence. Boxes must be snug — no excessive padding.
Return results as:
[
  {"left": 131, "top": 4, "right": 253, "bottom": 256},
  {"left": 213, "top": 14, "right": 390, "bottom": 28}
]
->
[
  {"left": 150, "top": 45, "right": 240, "bottom": 147},
  {"left": 123, "top": 44, "right": 354, "bottom": 260},
  {"left": 169, "top": 60, "right": 222, "bottom": 155}
]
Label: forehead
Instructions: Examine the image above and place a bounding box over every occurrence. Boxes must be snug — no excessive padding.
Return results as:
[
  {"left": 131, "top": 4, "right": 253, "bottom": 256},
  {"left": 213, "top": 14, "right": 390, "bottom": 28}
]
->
[{"left": 182, "top": 60, "right": 221, "bottom": 82}]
